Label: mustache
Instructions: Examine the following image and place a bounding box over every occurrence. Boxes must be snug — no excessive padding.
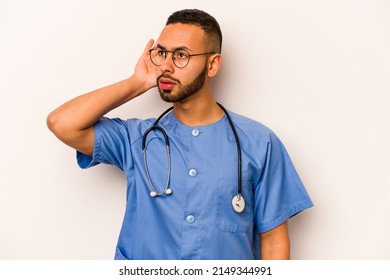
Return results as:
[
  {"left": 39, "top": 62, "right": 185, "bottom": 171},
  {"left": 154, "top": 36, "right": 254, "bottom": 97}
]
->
[{"left": 157, "top": 73, "right": 181, "bottom": 84}]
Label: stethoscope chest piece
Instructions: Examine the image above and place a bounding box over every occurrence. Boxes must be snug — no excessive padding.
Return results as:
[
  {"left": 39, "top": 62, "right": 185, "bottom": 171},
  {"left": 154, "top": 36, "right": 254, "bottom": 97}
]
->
[{"left": 232, "top": 194, "right": 245, "bottom": 213}]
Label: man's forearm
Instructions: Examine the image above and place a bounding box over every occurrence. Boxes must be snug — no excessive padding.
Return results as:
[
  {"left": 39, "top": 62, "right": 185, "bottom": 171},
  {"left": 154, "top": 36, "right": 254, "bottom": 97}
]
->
[
  {"left": 46, "top": 75, "right": 154, "bottom": 156},
  {"left": 47, "top": 76, "right": 148, "bottom": 133}
]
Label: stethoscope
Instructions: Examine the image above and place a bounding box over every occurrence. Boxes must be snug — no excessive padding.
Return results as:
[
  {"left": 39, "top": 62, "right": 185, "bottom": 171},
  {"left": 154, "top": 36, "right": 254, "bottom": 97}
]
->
[{"left": 142, "top": 103, "right": 245, "bottom": 214}]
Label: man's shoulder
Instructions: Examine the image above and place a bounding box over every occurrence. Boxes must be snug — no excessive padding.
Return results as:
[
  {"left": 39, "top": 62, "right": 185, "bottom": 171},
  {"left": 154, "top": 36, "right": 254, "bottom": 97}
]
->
[
  {"left": 98, "top": 116, "right": 155, "bottom": 128},
  {"left": 228, "top": 111, "right": 274, "bottom": 139},
  {"left": 95, "top": 116, "right": 156, "bottom": 143}
]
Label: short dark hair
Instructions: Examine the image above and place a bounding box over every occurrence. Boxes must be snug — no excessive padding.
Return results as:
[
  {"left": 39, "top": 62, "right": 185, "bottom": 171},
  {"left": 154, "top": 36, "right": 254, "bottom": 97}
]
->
[{"left": 166, "top": 9, "right": 222, "bottom": 53}]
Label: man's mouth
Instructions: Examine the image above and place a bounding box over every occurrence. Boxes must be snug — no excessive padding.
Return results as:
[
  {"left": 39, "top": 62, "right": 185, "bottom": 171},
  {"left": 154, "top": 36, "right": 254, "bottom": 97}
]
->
[
  {"left": 160, "top": 82, "right": 175, "bottom": 91},
  {"left": 158, "top": 77, "right": 179, "bottom": 91}
]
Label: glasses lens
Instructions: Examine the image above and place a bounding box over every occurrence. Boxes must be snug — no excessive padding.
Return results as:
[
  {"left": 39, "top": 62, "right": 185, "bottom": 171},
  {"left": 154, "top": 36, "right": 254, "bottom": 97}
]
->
[
  {"left": 150, "top": 49, "right": 165, "bottom": 66},
  {"left": 172, "top": 49, "right": 190, "bottom": 68},
  {"left": 149, "top": 48, "right": 191, "bottom": 68}
]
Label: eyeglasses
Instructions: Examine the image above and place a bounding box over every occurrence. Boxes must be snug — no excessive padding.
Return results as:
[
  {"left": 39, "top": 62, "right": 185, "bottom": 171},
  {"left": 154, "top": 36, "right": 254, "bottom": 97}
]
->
[{"left": 149, "top": 48, "right": 215, "bottom": 68}]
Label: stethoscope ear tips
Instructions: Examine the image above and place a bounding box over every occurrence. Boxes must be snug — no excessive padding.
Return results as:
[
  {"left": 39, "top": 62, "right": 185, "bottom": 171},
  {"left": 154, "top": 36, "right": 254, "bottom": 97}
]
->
[
  {"left": 150, "top": 191, "right": 157, "bottom": 197},
  {"left": 150, "top": 189, "right": 173, "bottom": 197}
]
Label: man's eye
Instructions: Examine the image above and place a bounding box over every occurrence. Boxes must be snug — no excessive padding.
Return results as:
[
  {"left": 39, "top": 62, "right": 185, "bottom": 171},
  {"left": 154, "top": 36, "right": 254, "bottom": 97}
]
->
[
  {"left": 176, "top": 51, "right": 188, "bottom": 59},
  {"left": 157, "top": 50, "right": 166, "bottom": 57}
]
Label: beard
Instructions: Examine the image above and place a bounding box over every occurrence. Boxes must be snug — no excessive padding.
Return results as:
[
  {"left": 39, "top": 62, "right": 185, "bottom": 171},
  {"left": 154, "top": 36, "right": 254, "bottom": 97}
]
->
[{"left": 157, "top": 65, "right": 208, "bottom": 103}]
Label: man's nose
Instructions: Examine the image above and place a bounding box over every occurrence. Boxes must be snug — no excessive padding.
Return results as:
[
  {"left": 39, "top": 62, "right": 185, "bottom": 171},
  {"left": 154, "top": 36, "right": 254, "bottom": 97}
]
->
[{"left": 160, "top": 52, "right": 175, "bottom": 73}]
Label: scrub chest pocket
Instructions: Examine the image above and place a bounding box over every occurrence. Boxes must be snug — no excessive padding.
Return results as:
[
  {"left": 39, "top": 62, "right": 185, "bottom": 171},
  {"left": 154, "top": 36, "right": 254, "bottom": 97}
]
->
[{"left": 216, "top": 180, "right": 253, "bottom": 233}]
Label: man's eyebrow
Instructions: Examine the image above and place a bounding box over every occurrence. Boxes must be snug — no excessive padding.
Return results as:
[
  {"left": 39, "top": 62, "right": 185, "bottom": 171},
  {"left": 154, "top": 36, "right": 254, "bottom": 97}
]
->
[{"left": 156, "top": 44, "right": 192, "bottom": 52}]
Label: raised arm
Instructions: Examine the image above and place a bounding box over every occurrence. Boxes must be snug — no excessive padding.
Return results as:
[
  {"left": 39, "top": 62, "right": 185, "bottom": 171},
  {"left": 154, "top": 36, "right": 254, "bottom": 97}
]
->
[{"left": 47, "top": 40, "right": 158, "bottom": 156}]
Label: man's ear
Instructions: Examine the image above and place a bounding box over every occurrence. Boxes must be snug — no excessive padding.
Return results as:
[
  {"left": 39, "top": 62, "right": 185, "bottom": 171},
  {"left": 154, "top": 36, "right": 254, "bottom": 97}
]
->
[{"left": 207, "top": 54, "right": 222, "bottom": 77}]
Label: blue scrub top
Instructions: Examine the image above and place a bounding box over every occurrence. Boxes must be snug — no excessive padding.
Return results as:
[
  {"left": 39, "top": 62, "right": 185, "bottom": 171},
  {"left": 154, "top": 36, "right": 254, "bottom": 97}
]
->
[{"left": 77, "top": 110, "right": 313, "bottom": 259}]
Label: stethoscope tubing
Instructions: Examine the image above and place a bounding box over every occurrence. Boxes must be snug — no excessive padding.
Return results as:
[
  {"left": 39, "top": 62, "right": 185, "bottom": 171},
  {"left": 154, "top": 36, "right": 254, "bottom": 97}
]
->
[
  {"left": 142, "top": 102, "right": 243, "bottom": 209},
  {"left": 142, "top": 125, "right": 172, "bottom": 196},
  {"left": 217, "top": 103, "right": 242, "bottom": 196}
]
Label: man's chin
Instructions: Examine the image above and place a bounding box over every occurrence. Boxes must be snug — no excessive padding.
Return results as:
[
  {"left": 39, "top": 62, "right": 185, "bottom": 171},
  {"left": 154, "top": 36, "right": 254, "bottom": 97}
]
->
[
  {"left": 158, "top": 87, "right": 192, "bottom": 103},
  {"left": 159, "top": 90, "right": 175, "bottom": 103}
]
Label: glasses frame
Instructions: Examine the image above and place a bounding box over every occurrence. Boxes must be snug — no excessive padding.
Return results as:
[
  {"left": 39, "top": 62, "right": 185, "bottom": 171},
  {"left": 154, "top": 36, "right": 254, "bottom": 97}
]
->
[{"left": 149, "top": 48, "right": 216, "bottom": 69}]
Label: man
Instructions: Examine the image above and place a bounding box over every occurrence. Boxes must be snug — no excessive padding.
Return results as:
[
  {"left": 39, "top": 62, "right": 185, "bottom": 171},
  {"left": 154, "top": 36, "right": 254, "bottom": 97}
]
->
[{"left": 47, "top": 9, "right": 313, "bottom": 260}]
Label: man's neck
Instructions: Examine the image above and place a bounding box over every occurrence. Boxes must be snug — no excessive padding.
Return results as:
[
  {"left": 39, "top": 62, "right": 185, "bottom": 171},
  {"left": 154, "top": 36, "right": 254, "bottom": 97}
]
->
[{"left": 172, "top": 94, "right": 224, "bottom": 126}]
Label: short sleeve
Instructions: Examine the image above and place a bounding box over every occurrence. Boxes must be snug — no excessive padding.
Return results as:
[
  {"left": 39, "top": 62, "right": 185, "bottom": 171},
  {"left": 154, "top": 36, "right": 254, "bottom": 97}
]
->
[
  {"left": 77, "top": 117, "right": 133, "bottom": 171},
  {"left": 254, "top": 132, "right": 313, "bottom": 233}
]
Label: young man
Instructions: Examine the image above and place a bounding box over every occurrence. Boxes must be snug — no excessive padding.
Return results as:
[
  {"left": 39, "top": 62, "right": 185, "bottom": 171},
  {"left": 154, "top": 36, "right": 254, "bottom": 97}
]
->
[{"left": 47, "top": 9, "right": 313, "bottom": 260}]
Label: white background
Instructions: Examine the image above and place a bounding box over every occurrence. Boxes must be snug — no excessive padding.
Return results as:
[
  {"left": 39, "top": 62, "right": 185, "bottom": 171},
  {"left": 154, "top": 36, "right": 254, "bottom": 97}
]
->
[{"left": 1, "top": 0, "right": 389, "bottom": 259}]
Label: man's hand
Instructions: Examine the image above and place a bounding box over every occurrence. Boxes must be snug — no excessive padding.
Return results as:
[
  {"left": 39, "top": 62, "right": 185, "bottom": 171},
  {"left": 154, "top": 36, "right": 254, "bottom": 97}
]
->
[{"left": 132, "top": 39, "right": 160, "bottom": 92}]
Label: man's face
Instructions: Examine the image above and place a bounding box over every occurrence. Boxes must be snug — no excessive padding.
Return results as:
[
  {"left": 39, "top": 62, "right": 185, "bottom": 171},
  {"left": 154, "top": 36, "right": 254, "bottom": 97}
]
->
[{"left": 154, "top": 23, "right": 210, "bottom": 103}]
